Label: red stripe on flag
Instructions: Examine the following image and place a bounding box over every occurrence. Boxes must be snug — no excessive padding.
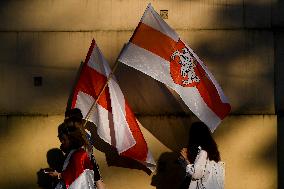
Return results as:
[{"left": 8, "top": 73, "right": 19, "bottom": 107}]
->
[
  {"left": 131, "top": 22, "right": 177, "bottom": 62},
  {"left": 71, "top": 40, "right": 112, "bottom": 112},
  {"left": 121, "top": 100, "right": 148, "bottom": 161},
  {"left": 194, "top": 64, "right": 231, "bottom": 119},
  {"left": 131, "top": 23, "right": 230, "bottom": 119}
]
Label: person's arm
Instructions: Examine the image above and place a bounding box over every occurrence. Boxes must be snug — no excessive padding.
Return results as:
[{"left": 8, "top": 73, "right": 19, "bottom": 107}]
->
[
  {"left": 92, "top": 156, "right": 106, "bottom": 189},
  {"left": 185, "top": 150, "right": 207, "bottom": 179},
  {"left": 91, "top": 154, "right": 102, "bottom": 181},
  {"left": 47, "top": 170, "right": 61, "bottom": 179}
]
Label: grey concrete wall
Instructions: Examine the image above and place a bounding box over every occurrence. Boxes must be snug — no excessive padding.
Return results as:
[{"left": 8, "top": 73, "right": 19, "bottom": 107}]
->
[{"left": 0, "top": 0, "right": 282, "bottom": 189}]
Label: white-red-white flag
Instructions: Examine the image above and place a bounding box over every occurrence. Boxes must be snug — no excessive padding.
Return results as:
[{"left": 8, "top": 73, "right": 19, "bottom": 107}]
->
[
  {"left": 71, "top": 39, "right": 156, "bottom": 170},
  {"left": 118, "top": 4, "right": 231, "bottom": 132},
  {"left": 58, "top": 149, "right": 95, "bottom": 189}
]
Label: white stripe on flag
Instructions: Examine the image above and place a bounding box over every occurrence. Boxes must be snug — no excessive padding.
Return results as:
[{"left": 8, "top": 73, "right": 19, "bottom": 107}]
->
[
  {"left": 108, "top": 78, "right": 136, "bottom": 153},
  {"left": 119, "top": 42, "right": 172, "bottom": 84},
  {"left": 141, "top": 4, "right": 179, "bottom": 42},
  {"left": 119, "top": 43, "right": 221, "bottom": 131},
  {"left": 87, "top": 46, "right": 110, "bottom": 76},
  {"left": 75, "top": 91, "right": 112, "bottom": 145}
]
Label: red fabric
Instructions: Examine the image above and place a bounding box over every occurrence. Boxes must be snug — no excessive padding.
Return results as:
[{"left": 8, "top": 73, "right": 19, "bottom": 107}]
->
[
  {"left": 70, "top": 39, "right": 152, "bottom": 166},
  {"left": 121, "top": 100, "right": 148, "bottom": 161},
  {"left": 61, "top": 149, "right": 93, "bottom": 188},
  {"left": 131, "top": 23, "right": 231, "bottom": 120},
  {"left": 71, "top": 40, "right": 112, "bottom": 111}
]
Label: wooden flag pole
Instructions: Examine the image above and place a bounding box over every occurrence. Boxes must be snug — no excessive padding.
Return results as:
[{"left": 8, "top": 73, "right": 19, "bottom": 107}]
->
[{"left": 82, "top": 60, "right": 120, "bottom": 128}]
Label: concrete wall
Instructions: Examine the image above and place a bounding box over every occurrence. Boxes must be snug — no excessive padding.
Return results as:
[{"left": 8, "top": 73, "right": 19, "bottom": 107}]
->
[
  {"left": 0, "top": 0, "right": 282, "bottom": 189},
  {"left": 0, "top": 115, "right": 277, "bottom": 189}
]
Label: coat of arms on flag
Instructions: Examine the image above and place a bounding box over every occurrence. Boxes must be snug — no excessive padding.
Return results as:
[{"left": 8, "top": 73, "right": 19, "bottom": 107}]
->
[
  {"left": 118, "top": 3, "right": 231, "bottom": 132},
  {"left": 170, "top": 40, "right": 200, "bottom": 87}
]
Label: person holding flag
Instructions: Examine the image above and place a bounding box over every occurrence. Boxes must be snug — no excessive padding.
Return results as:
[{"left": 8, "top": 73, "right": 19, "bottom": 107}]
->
[
  {"left": 70, "top": 39, "right": 156, "bottom": 171},
  {"left": 64, "top": 108, "right": 93, "bottom": 146},
  {"left": 48, "top": 119, "right": 106, "bottom": 189},
  {"left": 179, "top": 122, "right": 225, "bottom": 189}
]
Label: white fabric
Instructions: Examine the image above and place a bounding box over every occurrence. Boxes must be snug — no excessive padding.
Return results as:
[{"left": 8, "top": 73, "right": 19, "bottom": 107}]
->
[
  {"left": 73, "top": 40, "right": 155, "bottom": 171},
  {"left": 55, "top": 150, "right": 96, "bottom": 189},
  {"left": 186, "top": 149, "right": 225, "bottom": 189},
  {"left": 69, "top": 169, "right": 96, "bottom": 189},
  {"left": 87, "top": 45, "right": 111, "bottom": 76},
  {"left": 94, "top": 46, "right": 136, "bottom": 153},
  {"left": 118, "top": 4, "right": 229, "bottom": 132},
  {"left": 108, "top": 78, "right": 136, "bottom": 153},
  {"left": 76, "top": 43, "right": 136, "bottom": 153},
  {"left": 141, "top": 3, "right": 179, "bottom": 41},
  {"left": 75, "top": 91, "right": 112, "bottom": 145},
  {"left": 119, "top": 43, "right": 222, "bottom": 130}
]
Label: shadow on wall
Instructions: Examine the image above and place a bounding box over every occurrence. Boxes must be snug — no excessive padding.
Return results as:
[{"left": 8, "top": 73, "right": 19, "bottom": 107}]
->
[
  {"left": 86, "top": 122, "right": 153, "bottom": 175},
  {"left": 151, "top": 152, "right": 191, "bottom": 189},
  {"left": 115, "top": 0, "right": 276, "bottom": 152},
  {"left": 278, "top": 116, "right": 284, "bottom": 187},
  {"left": 0, "top": 1, "right": 280, "bottom": 189},
  {"left": 116, "top": 63, "right": 196, "bottom": 151}
]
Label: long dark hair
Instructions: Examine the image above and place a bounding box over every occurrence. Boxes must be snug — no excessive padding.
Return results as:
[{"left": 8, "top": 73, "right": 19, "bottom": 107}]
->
[
  {"left": 187, "top": 122, "right": 220, "bottom": 163},
  {"left": 58, "top": 119, "right": 90, "bottom": 152}
]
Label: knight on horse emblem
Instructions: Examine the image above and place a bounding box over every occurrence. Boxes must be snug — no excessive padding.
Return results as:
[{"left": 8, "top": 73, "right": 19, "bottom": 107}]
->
[{"left": 171, "top": 46, "right": 200, "bottom": 86}]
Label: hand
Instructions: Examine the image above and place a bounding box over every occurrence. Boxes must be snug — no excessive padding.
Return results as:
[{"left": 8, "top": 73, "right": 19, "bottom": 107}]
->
[
  {"left": 180, "top": 148, "right": 188, "bottom": 160},
  {"left": 180, "top": 148, "right": 191, "bottom": 164},
  {"left": 47, "top": 170, "right": 61, "bottom": 179}
]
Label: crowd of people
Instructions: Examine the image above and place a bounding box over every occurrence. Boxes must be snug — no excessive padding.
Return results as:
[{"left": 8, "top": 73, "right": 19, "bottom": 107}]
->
[{"left": 41, "top": 108, "right": 224, "bottom": 189}]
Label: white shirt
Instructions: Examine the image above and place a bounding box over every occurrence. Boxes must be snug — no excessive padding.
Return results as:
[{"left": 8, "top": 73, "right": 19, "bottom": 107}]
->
[{"left": 185, "top": 148, "right": 225, "bottom": 189}]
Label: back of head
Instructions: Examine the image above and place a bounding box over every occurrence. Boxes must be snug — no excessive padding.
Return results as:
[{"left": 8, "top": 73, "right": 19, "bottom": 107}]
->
[
  {"left": 58, "top": 120, "right": 87, "bottom": 152},
  {"left": 65, "top": 108, "right": 83, "bottom": 123},
  {"left": 187, "top": 122, "right": 220, "bottom": 162},
  {"left": 46, "top": 148, "right": 65, "bottom": 171}
]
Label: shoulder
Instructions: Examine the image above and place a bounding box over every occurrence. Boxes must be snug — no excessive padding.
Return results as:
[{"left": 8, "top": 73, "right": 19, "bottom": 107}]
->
[
  {"left": 71, "top": 148, "right": 88, "bottom": 159},
  {"left": 199, "top": 149, "right": 207, "bottom": 157}
]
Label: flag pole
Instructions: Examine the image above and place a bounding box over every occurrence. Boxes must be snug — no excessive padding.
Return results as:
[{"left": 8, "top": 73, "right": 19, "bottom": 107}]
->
[{"left": 82, "top": 60, "right": 120, "bottom": 128}]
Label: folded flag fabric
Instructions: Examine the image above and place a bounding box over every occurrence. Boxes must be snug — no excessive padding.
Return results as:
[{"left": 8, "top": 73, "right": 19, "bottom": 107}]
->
[{"left": 71, "top": 39, "right": 156, "bottom": 171}]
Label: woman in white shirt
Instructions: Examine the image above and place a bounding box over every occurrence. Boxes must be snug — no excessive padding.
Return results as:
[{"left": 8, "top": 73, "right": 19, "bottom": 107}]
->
[{"left": 180, "top": 122, "right": 224, "bottom": 189}]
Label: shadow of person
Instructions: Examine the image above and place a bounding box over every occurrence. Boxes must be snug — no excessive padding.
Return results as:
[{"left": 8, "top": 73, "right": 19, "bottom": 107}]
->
[
  {"left": 86, "top": 122, "right": 152, "bottom": 175},
  {"left": 151, "top": 152, "right": 191, "bottom": 189},
  {"left": 36, "top": 148, "right": 65, "bottom": 189}
]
